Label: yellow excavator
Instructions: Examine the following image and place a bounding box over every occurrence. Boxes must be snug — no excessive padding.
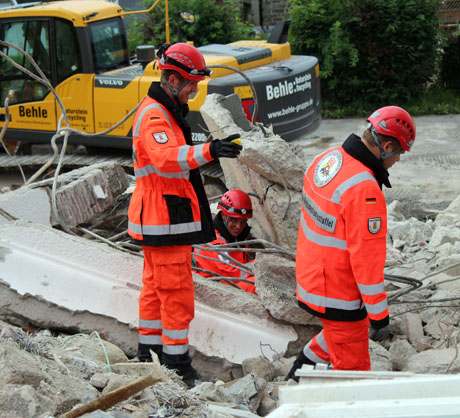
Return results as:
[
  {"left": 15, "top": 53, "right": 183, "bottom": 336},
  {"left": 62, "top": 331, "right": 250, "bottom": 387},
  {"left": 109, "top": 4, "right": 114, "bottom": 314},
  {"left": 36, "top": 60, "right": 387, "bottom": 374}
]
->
[{"left": 0, "top": 0, "right": 320, "bottom": 150}]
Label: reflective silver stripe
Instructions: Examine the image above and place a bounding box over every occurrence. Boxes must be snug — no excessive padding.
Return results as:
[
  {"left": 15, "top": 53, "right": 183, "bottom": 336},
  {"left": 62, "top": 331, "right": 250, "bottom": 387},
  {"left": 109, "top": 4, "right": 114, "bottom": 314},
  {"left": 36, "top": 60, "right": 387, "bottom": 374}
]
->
[
  {"left": 316, "top": 331, "right": 329, "bottom": 353},
  {"left": 138, "top": 334, "right": 162, "bottom": 345},
  {"left": 303, "top": 345, "right": 328, "bottom": 364},
  {"left": 193, "top": 143, "right": 211, "bottom": 166},
  {"left": 139, "top": 319, "right": 162, "bottom": 329},
  {"left": 134, "top": 164, "right": 189, "bottom": 179},
  {"left": 129, "top": 221, "right": 201, "bottom": 236},
  {"left": 297, "top": 284, "right": 362, "bottom": 310},
  {"left": 357, "top": 282, "right": 385, "bottom": 296},
  {"left": 331, "top": 171, "right": 376, "bottom": 203},
  {"left": 365, "top": 298, "right": 388, "bottom": 315},
  {"left": 302, "top": 191, "right": 337, "bottom": 233},
  {"left": 301, "top": 216, "right": 347, "bottom": 250},
  {"left": 177, "top": 145, "right": 191, "bottom": 171},
  {"left": 133, "top": 103, "right": 172, "bottom": 137},
  {"left": 163, "top": 328, "right": 188, "bottom": 340},
  {"left": 218, "top": 252, "right": 233, "bottom": 264},
  {"left": 163, "top": 344, "right": 188, "bottom": 355}
]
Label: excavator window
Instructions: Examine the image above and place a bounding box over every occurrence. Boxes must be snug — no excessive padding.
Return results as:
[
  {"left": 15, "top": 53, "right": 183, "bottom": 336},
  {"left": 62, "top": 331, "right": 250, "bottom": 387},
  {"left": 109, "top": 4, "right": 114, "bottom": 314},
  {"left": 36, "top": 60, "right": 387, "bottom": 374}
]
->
[
  {"left": 55, "top": 19, "right": 81, "bottom": 82},
  {"left": 0, "top": 19, "right": 50, "bottom": 104},
  {"left": 89, "top": 17, "right": 129, "bottom": 73}
]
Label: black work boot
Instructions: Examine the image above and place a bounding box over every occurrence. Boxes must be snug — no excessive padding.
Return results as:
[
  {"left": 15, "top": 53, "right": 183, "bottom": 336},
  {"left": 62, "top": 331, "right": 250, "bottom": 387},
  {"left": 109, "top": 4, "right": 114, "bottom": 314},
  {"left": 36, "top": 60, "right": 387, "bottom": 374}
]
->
[
  {"left": 285, "top": 351, "right": 315, "bottom": 382},
  {"left": 162, "top": 351, "right": 199, "bottom": 388},
  {"left": 137, "top": 343, "right": 163, "bottom": 363}
]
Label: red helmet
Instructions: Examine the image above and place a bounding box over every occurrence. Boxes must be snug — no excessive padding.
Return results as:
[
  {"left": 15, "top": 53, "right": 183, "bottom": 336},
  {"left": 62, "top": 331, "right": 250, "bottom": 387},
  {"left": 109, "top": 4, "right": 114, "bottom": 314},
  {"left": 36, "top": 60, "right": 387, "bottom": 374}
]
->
[
  {"left": 367, "top": 106, "right": 416, "bottom": 152},
  {"left": 157, "top": 43, "right": 210, "bottom": 81},
  {"left": 218, "top": 189, "right": 253, "bottom": 220}
]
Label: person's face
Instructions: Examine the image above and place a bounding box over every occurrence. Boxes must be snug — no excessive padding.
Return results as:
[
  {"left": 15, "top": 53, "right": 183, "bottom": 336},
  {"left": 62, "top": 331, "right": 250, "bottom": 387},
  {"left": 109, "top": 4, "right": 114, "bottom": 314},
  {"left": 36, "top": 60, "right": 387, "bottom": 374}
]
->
[
  {"left": 178, "top": 80, "right": 198, "bottom": 104},
  {"left": 222, "top": 214, "right": 248, "bottom": 237},
  {"left": 169, "top": 73, "right": 198, "bottom": 104},
  {"left": 382, "top": 140, "right": 404, "bottom": 169}
]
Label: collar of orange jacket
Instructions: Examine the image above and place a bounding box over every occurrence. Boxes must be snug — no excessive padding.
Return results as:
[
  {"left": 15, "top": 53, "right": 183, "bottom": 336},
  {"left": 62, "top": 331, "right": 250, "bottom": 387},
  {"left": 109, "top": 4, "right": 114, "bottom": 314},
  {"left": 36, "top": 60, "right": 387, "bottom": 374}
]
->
[{"left": 342, "top": 134, "right": 391, "bottom": 189}]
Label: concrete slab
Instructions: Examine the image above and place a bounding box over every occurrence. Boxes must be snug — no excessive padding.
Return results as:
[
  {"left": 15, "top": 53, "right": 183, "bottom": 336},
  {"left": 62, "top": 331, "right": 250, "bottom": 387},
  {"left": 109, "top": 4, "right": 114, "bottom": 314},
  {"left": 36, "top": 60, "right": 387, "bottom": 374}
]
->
[{"left": 0, "top": 220, "right": 297, "bottom": 363}]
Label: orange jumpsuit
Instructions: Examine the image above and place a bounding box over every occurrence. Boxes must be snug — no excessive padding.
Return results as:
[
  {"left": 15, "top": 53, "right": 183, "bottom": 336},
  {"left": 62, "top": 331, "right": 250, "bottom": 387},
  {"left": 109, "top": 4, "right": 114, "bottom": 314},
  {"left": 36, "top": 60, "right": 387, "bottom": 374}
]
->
[
  {"left": 296, "top": 134, "right": 390, "bottom": 370},
  {"left": 194, "top": 213, "right": 256, "bottom": 294},
  {"left": 128, "top": 83, "right": 215, "bottom": 359}
]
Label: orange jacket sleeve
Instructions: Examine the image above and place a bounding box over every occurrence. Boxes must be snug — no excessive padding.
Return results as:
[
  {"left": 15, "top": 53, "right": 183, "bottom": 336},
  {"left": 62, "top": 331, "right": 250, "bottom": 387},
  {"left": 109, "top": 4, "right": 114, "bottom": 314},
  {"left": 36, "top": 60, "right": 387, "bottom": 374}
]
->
[{"left": 140, "top": 115, "right": 213, "bottom": 173}]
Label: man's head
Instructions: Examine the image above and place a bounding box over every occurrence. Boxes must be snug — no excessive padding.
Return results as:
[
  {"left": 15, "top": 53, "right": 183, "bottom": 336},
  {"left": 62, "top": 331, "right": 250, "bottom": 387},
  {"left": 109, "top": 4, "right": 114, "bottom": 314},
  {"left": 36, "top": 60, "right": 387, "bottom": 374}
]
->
[
  {"left": 157, "top": 43, "right": 210, "bottom": 105},
  {"left": 364, "top": 106, "right": 416, "bottom": 169},
  {"left": 218, "top": 189, "right": 253, "bottom": 238}
]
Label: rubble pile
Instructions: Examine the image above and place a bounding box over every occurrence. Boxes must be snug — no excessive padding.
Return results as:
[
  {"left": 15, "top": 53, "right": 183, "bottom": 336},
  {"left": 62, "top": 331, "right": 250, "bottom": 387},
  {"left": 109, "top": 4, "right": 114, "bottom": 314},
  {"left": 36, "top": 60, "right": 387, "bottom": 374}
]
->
[{"left": 1, "top": 95, "right": 460, "bottom": 417}]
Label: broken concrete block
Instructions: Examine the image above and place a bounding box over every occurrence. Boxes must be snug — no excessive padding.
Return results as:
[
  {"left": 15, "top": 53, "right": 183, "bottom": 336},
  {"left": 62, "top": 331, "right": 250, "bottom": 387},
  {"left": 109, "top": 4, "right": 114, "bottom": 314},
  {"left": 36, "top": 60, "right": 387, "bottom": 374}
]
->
[
  {"left": 0, "top": 384, "right": 56, "bottom": 418},
  {"left": 0, "top": 339, "right": 99, "bottom": 415},
  {"left": 404, "top": 346, "right": 460, "bottom": 373},
  {"left": 242, "top": 356, "right": 275, "bottom": 382},
  {"left": 0, "top": 220, "right": 298, "bottom": 367},
  {"left": 54, "top": 163, "right": 128, "bottom": 227},
  {"left": 424, "top": 317, "right": 456, "bottom": 341},
  {"left": 389, "top": 217, "right": 433, "bottom": 248},
  {"left": 257, "top": 387, "right": 277, "bottom": 416},
  {"left": 221, "top": 374, "right": 267, "bottom": 413},
  {"left": 102, "top": 374, "right": 135, "bottom": 395},
  {"left": 192, "top": 275, "right": 298, "bottom": 363},
  {"left": 191, "top": 349, "right": 242, "bottom": 382},
  {"left": 254, "top": 254, "right": 317, "bottom": 325},
  {"left": 200, "top": 93, "right": 305, "bottom": 249},
  {"left": 369, "top": 341, "right": 392, "bottom": 371},
  {"left": 400, "top": 313, "right": 425, "bottom": 352},
  {"left": 272, "top": 357, "right": 295, "bottom": 379},
  {"left": 429, "top": 226, "right": 460, "bottom": 249},
  {"left": 389, "top": 338, "right": 417, "bottom": 371},
  {"left": 90, "top": 373, "right": 110, "bottom": 390},
  {"left": 50, "top": 334, "right": 129, "bottom": 372},
  {"left": 0, "top": 187, "right": 51, "bottom": 225},
  {"left": 434, "top": 194, "right": 460, "bottom": 227}
]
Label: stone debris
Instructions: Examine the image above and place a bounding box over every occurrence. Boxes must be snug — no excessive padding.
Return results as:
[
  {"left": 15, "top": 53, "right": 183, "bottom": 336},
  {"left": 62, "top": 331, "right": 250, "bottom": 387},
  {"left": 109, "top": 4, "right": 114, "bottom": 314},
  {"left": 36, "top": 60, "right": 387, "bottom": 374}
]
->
[
  {"left": 1, "top": 95, "right": 460, "bottom": 416},
  {"left": 253, "top": 254, "right": 317, "bottom": 325},
  {"left": 0, "top": 162, "right": 128, "bottom": 228}
]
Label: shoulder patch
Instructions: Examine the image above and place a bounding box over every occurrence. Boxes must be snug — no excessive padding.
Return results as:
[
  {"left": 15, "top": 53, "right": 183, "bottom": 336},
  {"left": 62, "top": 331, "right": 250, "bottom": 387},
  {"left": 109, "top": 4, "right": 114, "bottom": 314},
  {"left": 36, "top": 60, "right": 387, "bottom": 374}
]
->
[
  {"left": 153, "top": 131, "right": 169, "bottom": 144},
  {"left": 314, "top": 149, "right": 343, "bottom": 187},
  {"left": 368, "top": 217, "right": 382, "bottom": 234}
]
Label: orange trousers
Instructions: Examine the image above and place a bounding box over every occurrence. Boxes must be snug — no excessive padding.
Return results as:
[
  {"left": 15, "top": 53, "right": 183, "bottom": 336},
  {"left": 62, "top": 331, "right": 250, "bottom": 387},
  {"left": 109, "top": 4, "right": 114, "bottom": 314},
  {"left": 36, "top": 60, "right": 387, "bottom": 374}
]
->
[
  {"left": 138, "top": 245, "right": 194, "bottom": 355},
  {"left": 304, "top": 317, "right": 371, "bottom": 370}
]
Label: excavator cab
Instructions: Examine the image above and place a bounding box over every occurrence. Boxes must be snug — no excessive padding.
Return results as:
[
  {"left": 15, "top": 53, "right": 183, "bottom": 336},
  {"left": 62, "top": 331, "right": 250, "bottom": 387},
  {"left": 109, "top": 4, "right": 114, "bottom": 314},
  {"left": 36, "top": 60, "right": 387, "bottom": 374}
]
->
[{"left": 0, "top": 0, "right": 321, "bottom": 149}]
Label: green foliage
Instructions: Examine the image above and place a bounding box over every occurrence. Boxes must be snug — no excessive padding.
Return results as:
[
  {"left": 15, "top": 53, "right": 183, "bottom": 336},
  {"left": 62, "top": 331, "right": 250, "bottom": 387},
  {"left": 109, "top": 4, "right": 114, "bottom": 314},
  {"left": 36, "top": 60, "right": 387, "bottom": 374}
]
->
[
  {"left": 323, "top": 86, "right": 460, "bottom": 118},
  {"left": 289, "top": 0, "right": 443, "bottom": 107},
  {"left": 127, "top": 0, "right": 253, "bottom": 53}
]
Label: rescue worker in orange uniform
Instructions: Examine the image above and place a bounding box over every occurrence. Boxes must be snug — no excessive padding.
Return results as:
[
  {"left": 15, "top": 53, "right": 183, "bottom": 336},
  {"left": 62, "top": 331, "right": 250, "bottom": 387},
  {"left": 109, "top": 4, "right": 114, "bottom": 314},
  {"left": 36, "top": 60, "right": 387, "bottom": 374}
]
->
[
  {"left": 286, "top": 106, "right": 416, "bottom": 379},
  {"left": 127, "top": 43, "right": 242, "bottom": 385},
  {"left": 194, "top": 189, "right": 256, "bottom": 294}
]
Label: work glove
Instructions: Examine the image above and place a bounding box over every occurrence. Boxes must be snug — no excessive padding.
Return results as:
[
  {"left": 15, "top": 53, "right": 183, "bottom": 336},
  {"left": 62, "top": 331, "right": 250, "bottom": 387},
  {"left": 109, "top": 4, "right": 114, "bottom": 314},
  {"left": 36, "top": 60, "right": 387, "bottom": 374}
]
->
[
  {"left": 369, "top": 326, "right": 390, "bottom": 342},
  {"left": 210, "top": 134, "right": 243, "bottom": 159}
]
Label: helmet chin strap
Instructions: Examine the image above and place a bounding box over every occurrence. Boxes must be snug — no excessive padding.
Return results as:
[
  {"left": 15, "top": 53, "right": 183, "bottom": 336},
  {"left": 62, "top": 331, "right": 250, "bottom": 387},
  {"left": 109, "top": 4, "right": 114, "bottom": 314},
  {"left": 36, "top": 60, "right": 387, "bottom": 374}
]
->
[{"left": 370, "top": 126, "right": 398, "bottom": 160}]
